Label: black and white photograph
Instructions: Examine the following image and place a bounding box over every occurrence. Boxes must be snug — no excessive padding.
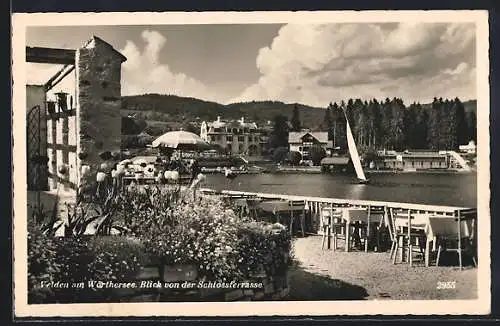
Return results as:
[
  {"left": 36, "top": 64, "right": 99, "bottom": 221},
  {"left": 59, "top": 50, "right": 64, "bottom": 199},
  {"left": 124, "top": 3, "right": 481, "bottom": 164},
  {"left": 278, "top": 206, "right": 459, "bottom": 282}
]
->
[{"left": 12, "top": 10, "right": 490, "bottom": 317}]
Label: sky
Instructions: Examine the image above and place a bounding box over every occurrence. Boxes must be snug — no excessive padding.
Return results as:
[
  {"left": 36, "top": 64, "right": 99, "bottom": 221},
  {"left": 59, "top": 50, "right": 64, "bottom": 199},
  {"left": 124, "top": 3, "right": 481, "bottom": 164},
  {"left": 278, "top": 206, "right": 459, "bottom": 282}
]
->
[{"left": 26, "top": 22, "right": 476, "bottom": 107}]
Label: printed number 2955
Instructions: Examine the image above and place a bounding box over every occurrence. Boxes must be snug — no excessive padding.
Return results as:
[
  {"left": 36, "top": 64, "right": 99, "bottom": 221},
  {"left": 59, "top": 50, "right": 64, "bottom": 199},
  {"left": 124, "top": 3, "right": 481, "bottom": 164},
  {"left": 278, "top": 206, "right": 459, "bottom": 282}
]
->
[{"left": 437, "top": 281, "right": 456, "bottom": 289}]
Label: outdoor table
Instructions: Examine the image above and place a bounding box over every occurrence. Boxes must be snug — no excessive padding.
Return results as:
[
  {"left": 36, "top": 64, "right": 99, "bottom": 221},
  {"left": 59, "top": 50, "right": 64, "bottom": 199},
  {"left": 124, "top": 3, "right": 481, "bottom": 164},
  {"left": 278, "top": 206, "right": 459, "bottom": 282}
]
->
[
  {"left": 391, "top": 212, "right": 475, "bottom": 266},
  {"left": 422, "top": 214, "right": 475, "bottom": 267},
  {"left": 391, "top": 212, "right": 430, "bottom": 264},
  {"left": 322, "top": 207, "right": 386, "bottom": 252},
  {"left": 259, "top": 200, "right": 305, "bottom": 227},
  {"left": 232, "top": 198, "right": 261, "bottom": 217},
  {"left": 342, "top": 207, "right": 370, "bottom": 252}
]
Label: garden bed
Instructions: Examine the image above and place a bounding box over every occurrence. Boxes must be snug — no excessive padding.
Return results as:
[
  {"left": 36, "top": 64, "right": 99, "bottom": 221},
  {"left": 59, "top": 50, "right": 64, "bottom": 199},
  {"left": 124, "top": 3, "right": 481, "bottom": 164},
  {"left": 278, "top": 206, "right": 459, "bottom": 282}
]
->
[{"left": 28, "top": 180, "right": 293, "bottom": 303}]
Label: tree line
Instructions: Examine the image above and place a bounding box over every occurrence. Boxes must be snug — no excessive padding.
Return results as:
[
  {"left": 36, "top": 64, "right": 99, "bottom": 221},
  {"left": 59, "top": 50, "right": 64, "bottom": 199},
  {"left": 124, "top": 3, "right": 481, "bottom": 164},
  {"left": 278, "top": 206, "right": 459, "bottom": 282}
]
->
[{"left": 271, "top": 97, "right": 477, "bottom": 154}]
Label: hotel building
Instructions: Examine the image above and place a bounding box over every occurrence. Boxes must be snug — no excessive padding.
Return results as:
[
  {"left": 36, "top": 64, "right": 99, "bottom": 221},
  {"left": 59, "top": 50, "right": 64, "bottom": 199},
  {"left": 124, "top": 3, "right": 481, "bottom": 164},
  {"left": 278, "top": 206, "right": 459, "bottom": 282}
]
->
[{"left": 200, "top": 117, "right": 261, "bottom": 156}]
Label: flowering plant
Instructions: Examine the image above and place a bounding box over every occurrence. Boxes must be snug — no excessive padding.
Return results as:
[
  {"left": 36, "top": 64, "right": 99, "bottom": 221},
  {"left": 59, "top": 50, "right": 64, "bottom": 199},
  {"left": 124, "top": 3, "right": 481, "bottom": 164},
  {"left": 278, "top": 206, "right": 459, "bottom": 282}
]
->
[
  {"left": 115, "top": 189, "right": 292, "bottom": 282},
  {"left": 28, "top": 224, "right": 147, "bottom": 303}
]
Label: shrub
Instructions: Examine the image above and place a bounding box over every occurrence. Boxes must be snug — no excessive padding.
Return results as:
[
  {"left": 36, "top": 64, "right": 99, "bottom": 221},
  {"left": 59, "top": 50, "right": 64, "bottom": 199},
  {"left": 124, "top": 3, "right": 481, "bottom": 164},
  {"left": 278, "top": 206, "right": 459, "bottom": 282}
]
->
[
  {"left": 27, "top": 224, "right": 61, "bottom": 303},
  {"left": 235, "top": 222, "right": 292, "bottom": 279},
  {"left": 287, "top": 151, "right": 302, "bottom": 165},
  {"left": 28, "top": 230, "right": 148, "bottom": 303},
  {"left": 272, "top": 147, "right": 289, "bottom": 163},
  {"left": 115, "top": 189, "right": 292, "bottom": 282},
  {"left": 28, "top": 187, "right": 293, "bottom": 303},
  {"left": 120, "top": 190, "right": 242, "bottom": 281},
  {"left": 310, "top": 145, "right": 326, "bottom": 166}
]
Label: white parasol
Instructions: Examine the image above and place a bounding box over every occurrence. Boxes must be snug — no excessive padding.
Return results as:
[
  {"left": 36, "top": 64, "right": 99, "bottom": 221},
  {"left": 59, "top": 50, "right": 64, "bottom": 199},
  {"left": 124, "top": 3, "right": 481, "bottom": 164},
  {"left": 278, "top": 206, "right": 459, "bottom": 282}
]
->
[{"left": 151, "top": 130, "right": 211, "bottom": 151}]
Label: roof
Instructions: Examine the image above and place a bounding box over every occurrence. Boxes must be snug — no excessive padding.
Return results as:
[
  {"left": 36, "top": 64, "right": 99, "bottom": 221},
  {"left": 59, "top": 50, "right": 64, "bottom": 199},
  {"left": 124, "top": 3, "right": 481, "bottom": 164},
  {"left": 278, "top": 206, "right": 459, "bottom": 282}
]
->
[
  {"left": 207, "top": 119, "right": 258, "bottom": 130},
  {"left": 288, "top": 131, "right": 329, "bottom": 144},
  {"left": 83, "top": 36, "right": 127, "bottom": 62},
  {"left": 321, "top": 157, "right": 350, "bottom": 165}
]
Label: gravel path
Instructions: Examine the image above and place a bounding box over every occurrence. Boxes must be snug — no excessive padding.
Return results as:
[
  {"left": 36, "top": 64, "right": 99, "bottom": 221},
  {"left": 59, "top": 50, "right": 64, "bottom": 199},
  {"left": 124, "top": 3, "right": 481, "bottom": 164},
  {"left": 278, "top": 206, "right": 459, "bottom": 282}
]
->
[{"left": 288, "top": 236, "right": 477, "bottom": 300}]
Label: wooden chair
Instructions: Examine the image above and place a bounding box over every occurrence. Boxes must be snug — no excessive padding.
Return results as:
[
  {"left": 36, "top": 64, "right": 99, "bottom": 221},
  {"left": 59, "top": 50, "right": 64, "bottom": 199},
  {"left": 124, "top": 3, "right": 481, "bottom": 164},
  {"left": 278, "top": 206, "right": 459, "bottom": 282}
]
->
[
  {"left": 366, "top": 205, "right": 388, "bottom": 252},
  {"left": 245, "top": 198, "right": 262, "bottom": 220},
  {"left": 389, "top": 208, "right": 426, "bottom": 266},
  {"left": 321, "top": 203, "right": 358, "bottom": 251},
  {"left": 427, "top": 209, "right": 477, "bottom": 269},
  {"left": 321, "top": 205, "right": 333, "bottom": 250},
  {"left": 288, "top": 200, "right": 306, "bottom": 237}
]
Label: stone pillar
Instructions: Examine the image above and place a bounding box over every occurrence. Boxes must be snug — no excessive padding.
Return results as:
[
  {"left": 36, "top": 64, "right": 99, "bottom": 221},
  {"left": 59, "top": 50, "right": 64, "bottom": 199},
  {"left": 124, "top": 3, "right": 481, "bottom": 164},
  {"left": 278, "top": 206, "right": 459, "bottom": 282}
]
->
[{"left": 75, "top": 36, "right": 127, "bottom": 185}]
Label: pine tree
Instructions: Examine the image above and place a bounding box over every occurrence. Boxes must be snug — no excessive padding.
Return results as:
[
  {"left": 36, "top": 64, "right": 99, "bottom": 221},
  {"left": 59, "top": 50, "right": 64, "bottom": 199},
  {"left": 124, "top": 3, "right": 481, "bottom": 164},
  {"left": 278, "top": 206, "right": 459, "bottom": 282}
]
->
[
  {"left": 381, "top": 98, "right": 393, "bottom": 149},
  {"left": 454, "top": 98, "right": 468, "bottom": 146},
  {"left": 270, "top": 114, "right": 290, "bottom": 150},
  {"left": 415, "top": 103, "right": 429, "bottom": 149},
  {"left": 324, "top": 104, "right": 333, "bottom": 140},
  {"left": 390, "top": 98, "right": 405, "bottom": 151},
  {"left": 427, "top": 97, "right": 441, "bottom": 150},
  {"left": 333, "top": 101, "right": 347, "bottom": 152},
  {"left": 290, "top": 104, "right": 301, "bottom": 131},
  {"left": 466, "top": 111, "right": 477, "bottom": 143},
  {"left": 404, "top": 102, "right": 418, "bottom": 149}
]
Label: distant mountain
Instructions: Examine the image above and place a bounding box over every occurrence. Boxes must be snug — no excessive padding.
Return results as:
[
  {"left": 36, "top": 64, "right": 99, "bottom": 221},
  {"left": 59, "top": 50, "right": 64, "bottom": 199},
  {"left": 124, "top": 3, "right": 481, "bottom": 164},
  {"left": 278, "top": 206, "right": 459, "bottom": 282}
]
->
[
  {"left": 121, "top": 94, "right": 326, "bottom": 129},
  {"left": 121, "top": 94, "right": 477, "bottom": 133}
]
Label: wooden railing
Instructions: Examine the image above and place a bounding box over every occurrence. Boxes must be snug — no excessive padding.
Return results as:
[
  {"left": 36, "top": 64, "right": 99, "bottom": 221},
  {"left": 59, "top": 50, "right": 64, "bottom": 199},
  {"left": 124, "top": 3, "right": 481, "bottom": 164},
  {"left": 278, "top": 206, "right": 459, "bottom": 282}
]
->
[{"left": 199, "top": 188, "right": 477, "bottom": 234}]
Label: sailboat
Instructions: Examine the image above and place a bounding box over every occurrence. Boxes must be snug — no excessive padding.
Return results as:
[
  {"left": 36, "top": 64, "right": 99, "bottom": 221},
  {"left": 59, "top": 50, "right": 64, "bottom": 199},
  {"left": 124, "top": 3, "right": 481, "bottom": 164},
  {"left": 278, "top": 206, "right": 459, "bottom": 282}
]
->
[{"left": 343, "top": 109, "right": 370, "bottom": 185}]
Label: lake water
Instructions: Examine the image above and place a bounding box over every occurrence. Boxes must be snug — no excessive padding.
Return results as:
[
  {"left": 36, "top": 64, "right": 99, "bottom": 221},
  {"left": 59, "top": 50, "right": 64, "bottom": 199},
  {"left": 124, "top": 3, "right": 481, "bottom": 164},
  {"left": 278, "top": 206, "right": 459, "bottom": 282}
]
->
[{"left": 204, "top": 172, "right": 477, "bottom": 208}]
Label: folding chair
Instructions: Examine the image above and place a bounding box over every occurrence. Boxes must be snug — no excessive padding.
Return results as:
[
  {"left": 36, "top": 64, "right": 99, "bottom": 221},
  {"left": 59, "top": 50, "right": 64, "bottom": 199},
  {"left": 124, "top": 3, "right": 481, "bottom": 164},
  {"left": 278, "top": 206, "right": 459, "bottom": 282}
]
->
[
  {"left": 389, "top": 208, "right": 426, "bottom": 266},
  {"left": 366, "top": 205, "right": 388, "bottom": 252},
  {"left": 428, "top": 209, "right": 477, "bottom": 269},
  {"left": 288, "top": 200, "right": 306, "bottom": 237}
]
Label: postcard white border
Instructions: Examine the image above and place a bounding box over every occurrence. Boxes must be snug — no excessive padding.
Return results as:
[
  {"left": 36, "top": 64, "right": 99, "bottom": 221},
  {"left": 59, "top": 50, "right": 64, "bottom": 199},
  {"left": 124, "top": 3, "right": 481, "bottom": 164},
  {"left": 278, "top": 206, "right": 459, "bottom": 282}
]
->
[{"left": 12, "top": 10, "right": 491, "bottom": 317}]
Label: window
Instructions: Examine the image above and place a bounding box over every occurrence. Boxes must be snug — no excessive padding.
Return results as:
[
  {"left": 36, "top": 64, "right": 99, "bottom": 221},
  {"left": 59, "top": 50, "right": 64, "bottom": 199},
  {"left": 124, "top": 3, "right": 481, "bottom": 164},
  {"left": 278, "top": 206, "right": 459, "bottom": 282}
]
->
[
  {"left": 238, "top": 136, "right": 244, "bottom": 142},
  {"left": 216, "top": 135, "right": 222, "bottom": 142},
  {"left": 210, "top": 135, "right": 215, "bottom": 142},
  {"left": 226, "top": 136, "right": 232, "bottom": 142}
]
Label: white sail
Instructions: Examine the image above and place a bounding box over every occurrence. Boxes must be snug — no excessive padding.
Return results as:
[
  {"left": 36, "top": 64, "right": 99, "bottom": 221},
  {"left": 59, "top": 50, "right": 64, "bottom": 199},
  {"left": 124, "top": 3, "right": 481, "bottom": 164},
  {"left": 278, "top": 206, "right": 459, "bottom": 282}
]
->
[{"left": 345, "top": 114, "right": 367, "bottom": 181}]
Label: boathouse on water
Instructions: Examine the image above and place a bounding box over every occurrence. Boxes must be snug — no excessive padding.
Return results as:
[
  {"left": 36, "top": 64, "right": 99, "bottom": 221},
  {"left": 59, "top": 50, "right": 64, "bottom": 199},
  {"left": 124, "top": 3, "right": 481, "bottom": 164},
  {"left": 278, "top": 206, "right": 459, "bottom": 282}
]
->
[
  {"left": 374, "top": 150, "right": 448, "bottom": 170},
  {"left": 320, "top": 156, "right": 352, "bottom": 172}
]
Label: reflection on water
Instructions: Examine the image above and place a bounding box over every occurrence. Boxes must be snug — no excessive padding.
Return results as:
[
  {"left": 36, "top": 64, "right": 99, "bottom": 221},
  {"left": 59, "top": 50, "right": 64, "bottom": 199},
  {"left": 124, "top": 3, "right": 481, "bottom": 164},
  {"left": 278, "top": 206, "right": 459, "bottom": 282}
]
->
[
  {"left": 204, "top": 172, "right": 477, "bottom": 207},
  {"left": 346, "top": 184, "right": 366, "bottom": 201}
]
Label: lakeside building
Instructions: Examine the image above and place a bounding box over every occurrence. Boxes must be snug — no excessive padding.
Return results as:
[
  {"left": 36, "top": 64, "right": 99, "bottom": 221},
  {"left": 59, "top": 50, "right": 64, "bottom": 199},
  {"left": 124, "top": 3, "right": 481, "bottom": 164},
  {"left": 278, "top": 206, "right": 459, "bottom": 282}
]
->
[
  {"left": 459, "top": 140, "right": 476, "bottom": 154},
  {"left": 374, "top": 150, "right": 448, "bottom": 170},
  {"left": 200, "top": 116, "right": 261, "bottom": 156},
  {"left": 288, "top": 130, "right": 332, "bottom": 160}
]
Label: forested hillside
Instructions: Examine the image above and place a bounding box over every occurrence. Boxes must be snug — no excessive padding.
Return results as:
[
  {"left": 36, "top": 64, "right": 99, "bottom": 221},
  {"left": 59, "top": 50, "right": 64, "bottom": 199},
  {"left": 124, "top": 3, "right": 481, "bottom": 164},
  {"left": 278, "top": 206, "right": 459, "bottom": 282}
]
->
[{"left": 121, "top": 94, "right": 477, "bottom": 151}]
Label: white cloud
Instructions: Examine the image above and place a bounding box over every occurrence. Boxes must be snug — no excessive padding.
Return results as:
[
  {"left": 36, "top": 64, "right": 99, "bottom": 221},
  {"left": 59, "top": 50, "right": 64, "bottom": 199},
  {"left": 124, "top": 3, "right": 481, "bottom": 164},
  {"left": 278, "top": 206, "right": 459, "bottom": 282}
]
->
[
  {"left": 231, "top": 23, "right": 476, "bottom": 106},
  {"left": 120, "top": 30, "right": 219, "bottom": 101}
]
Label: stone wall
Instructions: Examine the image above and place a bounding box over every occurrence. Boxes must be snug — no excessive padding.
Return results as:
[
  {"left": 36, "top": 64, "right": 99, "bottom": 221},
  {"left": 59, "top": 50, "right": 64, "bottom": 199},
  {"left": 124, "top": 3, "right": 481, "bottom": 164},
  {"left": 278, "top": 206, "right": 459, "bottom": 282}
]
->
[
  {"left": 75, "top": 36, "right": 126, "bottom": 183},
  {"left": 113, "top": 264, "right": 291, "bottom": 302}
]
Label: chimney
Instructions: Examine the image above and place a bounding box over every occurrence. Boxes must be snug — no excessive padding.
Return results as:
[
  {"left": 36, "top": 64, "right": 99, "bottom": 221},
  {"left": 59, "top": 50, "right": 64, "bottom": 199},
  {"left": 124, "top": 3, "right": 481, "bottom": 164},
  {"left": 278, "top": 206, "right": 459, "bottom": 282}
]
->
[
  {"left": 240, "top": 117, "right": 245, "bottom": 123},
  {"left": 217, "top": 116, "right": 221, "bottom": 123}
]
